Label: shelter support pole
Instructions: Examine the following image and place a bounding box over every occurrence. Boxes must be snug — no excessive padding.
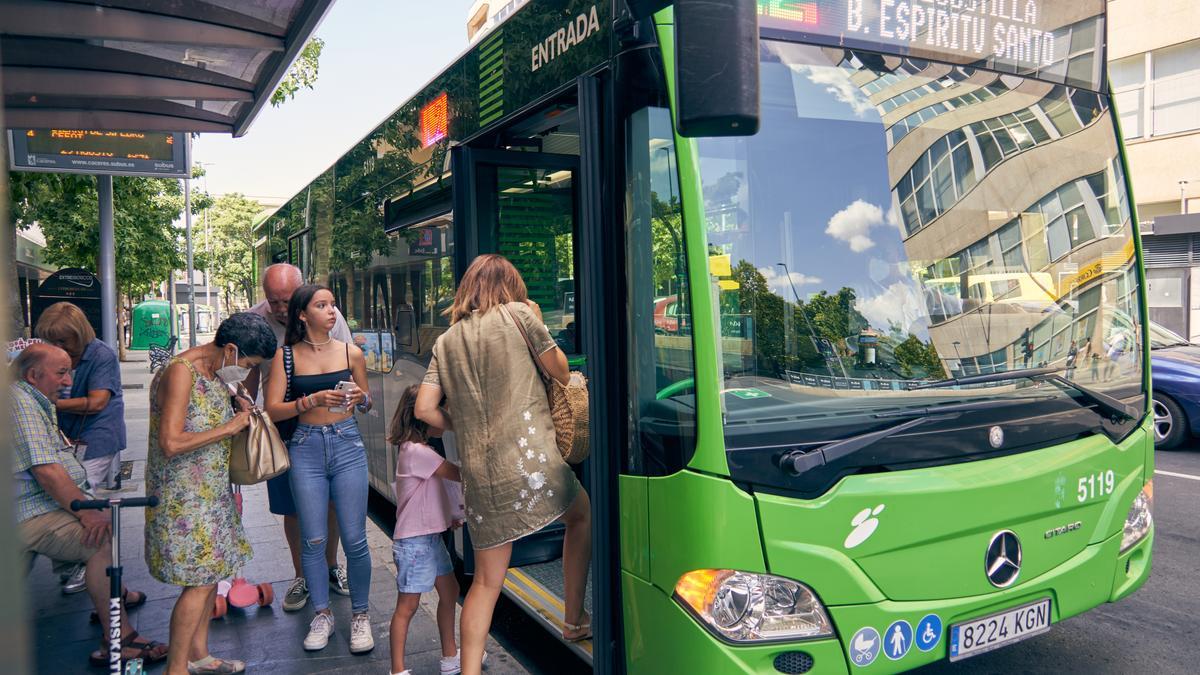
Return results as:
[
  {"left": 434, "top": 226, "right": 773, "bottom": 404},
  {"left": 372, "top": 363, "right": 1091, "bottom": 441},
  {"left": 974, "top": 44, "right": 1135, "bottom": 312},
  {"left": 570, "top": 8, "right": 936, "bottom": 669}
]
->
[
  {"left": 98, "top": 174, "right": 117, "bottom": 351},
  {"left": 185, "top": 177, "right": 196, "bottom": 347}
]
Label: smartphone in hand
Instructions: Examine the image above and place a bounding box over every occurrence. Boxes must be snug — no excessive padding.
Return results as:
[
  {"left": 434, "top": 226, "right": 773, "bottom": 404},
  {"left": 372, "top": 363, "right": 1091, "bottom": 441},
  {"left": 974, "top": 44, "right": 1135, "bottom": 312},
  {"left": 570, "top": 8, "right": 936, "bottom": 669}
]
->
[{"left": 329, "top": 380, "right": 356, "bottom": 413}]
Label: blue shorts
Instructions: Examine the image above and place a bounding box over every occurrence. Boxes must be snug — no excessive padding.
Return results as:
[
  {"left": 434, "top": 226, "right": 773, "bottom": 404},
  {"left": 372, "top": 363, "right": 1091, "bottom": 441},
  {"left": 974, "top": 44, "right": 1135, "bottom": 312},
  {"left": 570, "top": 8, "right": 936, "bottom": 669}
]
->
[
  {"left": 266, "top": 472, "right": 296, "bottom": 516},
  {"left": 393, "top": 533, "right": 453, "bottom": 594}
]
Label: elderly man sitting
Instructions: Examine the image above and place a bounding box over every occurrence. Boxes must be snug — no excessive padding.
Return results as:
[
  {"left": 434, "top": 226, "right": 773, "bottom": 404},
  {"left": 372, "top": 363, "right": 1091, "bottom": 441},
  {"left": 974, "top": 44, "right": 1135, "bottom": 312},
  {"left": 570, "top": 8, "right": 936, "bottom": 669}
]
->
[{"left": 13, "top": 343, "right": 168, "bottom": 667}]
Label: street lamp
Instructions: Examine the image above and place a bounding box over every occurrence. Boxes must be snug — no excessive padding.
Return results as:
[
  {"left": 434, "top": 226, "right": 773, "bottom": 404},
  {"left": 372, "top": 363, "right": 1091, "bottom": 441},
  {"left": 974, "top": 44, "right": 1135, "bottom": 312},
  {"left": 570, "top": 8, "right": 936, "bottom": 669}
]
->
[{"left": 195, "top": 161, "right": 219, "bottom": 321}]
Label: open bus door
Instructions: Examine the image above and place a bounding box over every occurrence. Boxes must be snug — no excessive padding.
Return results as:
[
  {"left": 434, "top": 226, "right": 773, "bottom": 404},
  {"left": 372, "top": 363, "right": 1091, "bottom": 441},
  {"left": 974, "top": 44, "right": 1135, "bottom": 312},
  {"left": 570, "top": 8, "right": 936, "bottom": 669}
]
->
[
  {"left": 450, "top": 146, "right": 583, "bottom": 574},
  {"left": 449, "top": 80, "right": 619, "bottom": 666}
]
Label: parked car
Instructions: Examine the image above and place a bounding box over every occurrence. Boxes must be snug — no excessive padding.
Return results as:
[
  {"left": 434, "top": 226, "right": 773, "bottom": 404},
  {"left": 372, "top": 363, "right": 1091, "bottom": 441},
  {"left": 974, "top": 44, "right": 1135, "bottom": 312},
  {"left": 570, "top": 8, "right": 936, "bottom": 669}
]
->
[{"left": 1149, "top": 321, "right": 1200, "bottom": 450}]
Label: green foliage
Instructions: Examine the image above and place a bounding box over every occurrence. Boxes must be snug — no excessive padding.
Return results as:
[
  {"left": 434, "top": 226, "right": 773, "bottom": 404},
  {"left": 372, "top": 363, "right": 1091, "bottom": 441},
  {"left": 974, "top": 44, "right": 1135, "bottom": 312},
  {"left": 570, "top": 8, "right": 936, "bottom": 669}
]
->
[
  {"left": 728, "top": 261, "right": 824, "bottom": 375},
  {"left": 10, "top": 172, "right": 184, "bottom": 299},
  {"left": 196, "top": 194, "right": 262, "bottom": 304},
  {"left": 651, "top": 192, "right": 686, "bottom": 296},
  {"left": 894, "top": 333, "right": 947, "bottom": 378},
  {"left": 804, "top": 288, "right": 868, "bottom": 354},
  {"left": 271, "top": 38, "right": 324, "bottom": 106}
]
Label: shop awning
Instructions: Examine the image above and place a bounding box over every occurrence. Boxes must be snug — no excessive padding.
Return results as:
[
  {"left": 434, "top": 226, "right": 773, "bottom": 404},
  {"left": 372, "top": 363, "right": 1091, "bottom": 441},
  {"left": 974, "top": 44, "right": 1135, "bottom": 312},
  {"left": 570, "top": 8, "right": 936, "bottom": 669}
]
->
[{"left": 0, "top": 0, "right": 333, "bottom": 136}]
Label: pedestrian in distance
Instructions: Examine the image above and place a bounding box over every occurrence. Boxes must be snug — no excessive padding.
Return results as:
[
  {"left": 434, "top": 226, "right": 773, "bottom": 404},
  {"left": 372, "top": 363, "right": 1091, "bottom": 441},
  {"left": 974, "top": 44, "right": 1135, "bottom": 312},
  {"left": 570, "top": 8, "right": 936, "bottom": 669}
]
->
[
  {"left": 416, "top": 254, "right": 592, "bottom": 675},
  {"left": 387, "top": 384, "right": 485, "bottom": 675},
  {"left": 264, "top": 284, "right": 375, "bottom": 654},
  {"left": 145, "top": 312, "right": 277, "bottom": 675},
  {"left": 245, "top": 263, "right": 354, "bottom": 610},
  {"left": 12, "top": 343, "right": 168, "bottom": 669},
  {"left": 1064, "top": 339, "right": 1078, "bottom": 380},
  {"left": 35, "top": 303, "right": 128, "bottom": 604}
]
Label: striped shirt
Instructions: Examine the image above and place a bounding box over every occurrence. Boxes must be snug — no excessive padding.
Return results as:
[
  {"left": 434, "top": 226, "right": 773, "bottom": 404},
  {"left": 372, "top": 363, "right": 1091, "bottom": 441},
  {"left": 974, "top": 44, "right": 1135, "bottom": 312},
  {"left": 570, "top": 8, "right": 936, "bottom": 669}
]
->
[{"left": 12, "top": 381, "right": 90, "bottom": 523}]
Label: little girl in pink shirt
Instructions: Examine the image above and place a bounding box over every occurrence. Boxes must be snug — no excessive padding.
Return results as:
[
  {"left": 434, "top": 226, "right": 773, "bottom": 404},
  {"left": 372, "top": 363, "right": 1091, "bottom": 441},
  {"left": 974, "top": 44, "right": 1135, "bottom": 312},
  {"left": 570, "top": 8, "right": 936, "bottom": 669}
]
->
[{"left": 388, "top": 385, "right": 484, "bottom": 675}]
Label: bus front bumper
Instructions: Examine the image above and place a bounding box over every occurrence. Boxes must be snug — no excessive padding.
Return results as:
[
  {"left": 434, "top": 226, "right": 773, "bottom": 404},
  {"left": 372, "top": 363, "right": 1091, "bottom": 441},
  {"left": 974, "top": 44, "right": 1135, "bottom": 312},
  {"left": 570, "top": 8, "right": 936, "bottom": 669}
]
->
[{"left": 622, "top": 526, "right": 1151, "bottom": 674}]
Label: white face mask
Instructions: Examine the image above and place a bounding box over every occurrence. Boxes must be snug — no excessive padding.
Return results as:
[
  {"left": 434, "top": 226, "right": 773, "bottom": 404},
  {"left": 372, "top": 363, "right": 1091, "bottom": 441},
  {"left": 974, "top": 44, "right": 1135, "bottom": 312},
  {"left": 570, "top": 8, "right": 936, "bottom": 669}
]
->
[{"left": 216, "top": 345, "right": 251, "bottom": 386}]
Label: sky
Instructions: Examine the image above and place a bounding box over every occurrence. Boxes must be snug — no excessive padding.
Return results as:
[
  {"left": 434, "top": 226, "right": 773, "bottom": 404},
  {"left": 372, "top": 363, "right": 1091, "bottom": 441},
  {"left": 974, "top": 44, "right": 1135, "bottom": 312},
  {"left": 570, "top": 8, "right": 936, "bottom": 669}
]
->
[{"left": 192, "top": 1, "right": 474, "bottom": 203}]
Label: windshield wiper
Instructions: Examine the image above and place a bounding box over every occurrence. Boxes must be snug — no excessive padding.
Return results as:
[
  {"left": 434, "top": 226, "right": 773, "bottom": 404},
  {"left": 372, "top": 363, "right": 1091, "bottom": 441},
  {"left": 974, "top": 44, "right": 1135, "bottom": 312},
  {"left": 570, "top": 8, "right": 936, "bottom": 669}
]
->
[
  {"left": 910, "top": 366, "right": 1140, "bottom": 423},
  {"left": 779, "top": 399, "right": 1018, "bottom": 474}
]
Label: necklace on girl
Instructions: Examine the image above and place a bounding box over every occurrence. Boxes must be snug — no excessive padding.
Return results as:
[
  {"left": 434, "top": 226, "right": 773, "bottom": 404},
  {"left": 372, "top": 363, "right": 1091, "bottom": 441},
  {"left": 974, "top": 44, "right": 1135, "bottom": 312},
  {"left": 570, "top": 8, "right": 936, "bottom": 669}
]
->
[{"left": 303, "top": 335, "right": 332, "bottom": 350}]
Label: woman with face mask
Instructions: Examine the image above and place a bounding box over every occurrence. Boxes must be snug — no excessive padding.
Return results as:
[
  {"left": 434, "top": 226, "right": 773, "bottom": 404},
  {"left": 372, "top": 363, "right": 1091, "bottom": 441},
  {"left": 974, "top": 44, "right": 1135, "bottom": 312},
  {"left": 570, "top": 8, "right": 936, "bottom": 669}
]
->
[
  {"left": 264, "top": 285, "right": 374, "bottom": 655},
  {"left": 144, "top": 312, "right": 276, "bottom": 675}
]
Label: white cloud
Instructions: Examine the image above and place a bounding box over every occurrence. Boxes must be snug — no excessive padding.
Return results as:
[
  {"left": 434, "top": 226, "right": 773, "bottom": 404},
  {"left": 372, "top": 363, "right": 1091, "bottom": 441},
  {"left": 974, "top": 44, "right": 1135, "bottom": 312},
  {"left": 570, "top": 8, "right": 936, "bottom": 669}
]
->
[
  {"left": 758, "top": 266, "right": 821, "bottom": 297},
  {"left": 856, "top": 281, "right": 925, "bottom": 334},
  {"left": 798, "top": 66, "right": 875, "bottom": 118},
  {"left": 826, "top": 199, "right": 890, "bottom": 252}
]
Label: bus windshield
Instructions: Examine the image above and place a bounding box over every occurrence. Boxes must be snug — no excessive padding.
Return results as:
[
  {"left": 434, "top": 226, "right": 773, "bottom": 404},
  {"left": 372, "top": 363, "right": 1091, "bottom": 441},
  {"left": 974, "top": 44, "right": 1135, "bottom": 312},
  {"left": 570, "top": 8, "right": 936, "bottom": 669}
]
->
[{"left": 694, "top": 40, "right": 1145, "bottom": 489}]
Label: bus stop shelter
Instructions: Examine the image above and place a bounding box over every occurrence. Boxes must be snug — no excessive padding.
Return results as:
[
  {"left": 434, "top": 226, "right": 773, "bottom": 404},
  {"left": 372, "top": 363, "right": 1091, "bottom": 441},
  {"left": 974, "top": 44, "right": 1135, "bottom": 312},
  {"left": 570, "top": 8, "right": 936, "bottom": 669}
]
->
[
  {"left": 1, "top": 0, "right": 334, "bottom": 349},
  {"left": 1, "top": 5, "right": 332, "bottom": 671}
]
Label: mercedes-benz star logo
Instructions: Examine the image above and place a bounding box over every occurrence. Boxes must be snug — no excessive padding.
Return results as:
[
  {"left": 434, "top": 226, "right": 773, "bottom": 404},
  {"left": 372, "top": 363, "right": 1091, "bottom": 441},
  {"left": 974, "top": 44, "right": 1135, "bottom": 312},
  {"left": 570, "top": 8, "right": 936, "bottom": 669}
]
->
[{"left": 985, "top": 530, "right": 1022, "bottom": 588}]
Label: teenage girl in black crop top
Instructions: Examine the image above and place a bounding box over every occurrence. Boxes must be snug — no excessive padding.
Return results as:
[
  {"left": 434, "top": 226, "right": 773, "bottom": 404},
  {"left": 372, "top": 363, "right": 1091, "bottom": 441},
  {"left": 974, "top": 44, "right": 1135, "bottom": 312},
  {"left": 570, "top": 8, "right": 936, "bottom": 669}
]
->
[{"left": 264, "top": 284, "right": 376, "bottom": 653}]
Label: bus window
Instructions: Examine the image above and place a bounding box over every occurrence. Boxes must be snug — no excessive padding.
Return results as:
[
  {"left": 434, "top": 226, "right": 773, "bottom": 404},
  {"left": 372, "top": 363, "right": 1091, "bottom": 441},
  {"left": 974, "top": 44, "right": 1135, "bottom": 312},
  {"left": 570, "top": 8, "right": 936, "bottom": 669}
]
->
[
  {"left": 494, "top": 166, "right": 578, "bottom": 353},
  {"left": 625, "top": 106, "right": 696, "bottom": 476}
]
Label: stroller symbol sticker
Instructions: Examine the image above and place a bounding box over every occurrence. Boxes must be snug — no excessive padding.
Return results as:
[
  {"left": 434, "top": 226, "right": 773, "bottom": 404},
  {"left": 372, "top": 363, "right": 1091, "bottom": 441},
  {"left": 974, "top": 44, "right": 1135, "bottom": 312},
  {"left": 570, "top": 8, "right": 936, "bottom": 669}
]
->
[{"left": 850, "top": 626, "right": 881, "bottom": 667}]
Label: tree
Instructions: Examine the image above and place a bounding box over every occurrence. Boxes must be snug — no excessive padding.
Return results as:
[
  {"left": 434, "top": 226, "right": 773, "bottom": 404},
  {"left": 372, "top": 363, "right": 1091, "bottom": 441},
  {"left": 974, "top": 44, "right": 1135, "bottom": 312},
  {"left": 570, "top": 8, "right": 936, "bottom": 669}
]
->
[
  {"left": 271, "top": 38, "right": 325, "bottom": 106},
  {"left": 9, "top": 172, "right": 185, "bottom": 354},
  {"left": 894, "top": 334, "right": 947, "bottom": 379},
  {"left": 196, "top": 194, "right": 261, "bottom": 310},
  {"left": 651, "top": 192, "right": 686, "bottom": 296}
]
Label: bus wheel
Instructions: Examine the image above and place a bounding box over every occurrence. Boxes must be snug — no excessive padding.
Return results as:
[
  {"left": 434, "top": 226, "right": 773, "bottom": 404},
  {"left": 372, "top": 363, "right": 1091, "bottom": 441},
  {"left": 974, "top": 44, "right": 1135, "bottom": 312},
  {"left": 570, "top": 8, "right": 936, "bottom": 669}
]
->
[{"left": 1153, "top": 394, "right": 1187, "bottom": 450}]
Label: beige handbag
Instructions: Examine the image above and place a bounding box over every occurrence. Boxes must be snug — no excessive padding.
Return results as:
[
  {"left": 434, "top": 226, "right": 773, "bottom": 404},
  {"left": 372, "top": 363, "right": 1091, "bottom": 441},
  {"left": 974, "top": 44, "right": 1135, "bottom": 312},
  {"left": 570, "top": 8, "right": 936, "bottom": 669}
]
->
[
  {"left": 502, "top": 305, "right": 590, "bottom": 464},
  {"left": 228, "top": 383, "right": 290, "bottom": 485}
]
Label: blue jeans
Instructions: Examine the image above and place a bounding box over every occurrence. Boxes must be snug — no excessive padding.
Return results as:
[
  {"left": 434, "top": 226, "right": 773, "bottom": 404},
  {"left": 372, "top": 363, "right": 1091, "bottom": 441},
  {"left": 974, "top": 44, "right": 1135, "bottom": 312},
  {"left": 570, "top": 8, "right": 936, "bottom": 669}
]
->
[{"left": 288, "top": 418, "right": 371, "bottom": 614}]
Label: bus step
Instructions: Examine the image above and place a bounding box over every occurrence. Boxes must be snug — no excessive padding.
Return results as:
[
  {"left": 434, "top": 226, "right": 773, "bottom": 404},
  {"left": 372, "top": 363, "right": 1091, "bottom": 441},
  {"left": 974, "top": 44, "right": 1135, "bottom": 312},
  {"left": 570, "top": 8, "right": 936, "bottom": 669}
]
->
[{"left": 502, "top": 560, "right": 594, "bottom": 665}]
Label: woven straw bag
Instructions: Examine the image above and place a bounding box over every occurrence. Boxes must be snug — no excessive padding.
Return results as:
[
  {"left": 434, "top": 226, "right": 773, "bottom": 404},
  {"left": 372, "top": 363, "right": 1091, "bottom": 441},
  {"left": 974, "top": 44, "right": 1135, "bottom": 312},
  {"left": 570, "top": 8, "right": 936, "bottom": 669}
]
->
[{"left": 502, "top": 305, "right": 590, "bottom": 464}]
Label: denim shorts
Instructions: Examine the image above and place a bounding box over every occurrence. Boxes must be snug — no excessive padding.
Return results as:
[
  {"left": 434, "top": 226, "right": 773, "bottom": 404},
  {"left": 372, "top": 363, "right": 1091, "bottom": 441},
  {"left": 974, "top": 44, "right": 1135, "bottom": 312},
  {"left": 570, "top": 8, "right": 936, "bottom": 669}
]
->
[{"left": 393, "top": 533, "right": 453, "bottom": 594}]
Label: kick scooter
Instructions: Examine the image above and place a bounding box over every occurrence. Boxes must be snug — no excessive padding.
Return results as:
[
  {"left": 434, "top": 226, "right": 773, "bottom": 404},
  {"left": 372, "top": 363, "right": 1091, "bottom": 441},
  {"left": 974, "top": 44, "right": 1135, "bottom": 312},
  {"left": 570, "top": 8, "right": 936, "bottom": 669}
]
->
[{"left": 72, "top": 495, "right": 159, "bottom": 675}]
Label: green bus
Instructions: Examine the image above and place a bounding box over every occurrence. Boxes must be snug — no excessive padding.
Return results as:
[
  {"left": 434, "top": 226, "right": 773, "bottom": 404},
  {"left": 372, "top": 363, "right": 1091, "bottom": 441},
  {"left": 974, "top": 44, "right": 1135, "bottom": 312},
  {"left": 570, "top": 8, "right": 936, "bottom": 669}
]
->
[{"left": 255, "top": 0, "right": 1154, "bottom": 671}]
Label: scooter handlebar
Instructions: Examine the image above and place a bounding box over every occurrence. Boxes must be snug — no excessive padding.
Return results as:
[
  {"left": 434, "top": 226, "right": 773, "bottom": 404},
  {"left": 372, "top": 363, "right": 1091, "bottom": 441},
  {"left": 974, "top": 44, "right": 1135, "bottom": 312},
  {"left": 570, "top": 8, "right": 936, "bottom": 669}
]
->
[{"left": 70, "top": 496, "right": 159, "bottom": 511}]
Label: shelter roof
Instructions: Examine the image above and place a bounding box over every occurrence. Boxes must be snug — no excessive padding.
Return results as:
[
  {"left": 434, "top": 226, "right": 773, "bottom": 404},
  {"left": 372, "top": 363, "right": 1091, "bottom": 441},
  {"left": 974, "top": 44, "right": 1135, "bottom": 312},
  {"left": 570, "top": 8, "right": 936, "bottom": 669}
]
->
[{"left": 1, "top": 0, "right": 333, "bottom": 136}]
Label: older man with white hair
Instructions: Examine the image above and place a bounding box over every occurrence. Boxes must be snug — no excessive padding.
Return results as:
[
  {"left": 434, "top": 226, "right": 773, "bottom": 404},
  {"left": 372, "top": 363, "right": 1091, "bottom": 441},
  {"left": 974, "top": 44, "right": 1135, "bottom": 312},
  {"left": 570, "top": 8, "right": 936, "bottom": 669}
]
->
[
  {"left": 13, "top": 343, "right": 168, "bottom": 667},
  {"left": 245, "top": 263, "right": 355, "bottom": 611}
]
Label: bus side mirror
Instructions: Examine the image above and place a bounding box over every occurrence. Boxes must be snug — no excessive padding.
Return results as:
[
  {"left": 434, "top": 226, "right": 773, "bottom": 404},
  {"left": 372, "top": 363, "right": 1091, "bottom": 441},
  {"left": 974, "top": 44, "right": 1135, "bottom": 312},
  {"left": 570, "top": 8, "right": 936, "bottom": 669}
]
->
[{"left": 674, "top": 0, "right": 760, "bottom": 137}]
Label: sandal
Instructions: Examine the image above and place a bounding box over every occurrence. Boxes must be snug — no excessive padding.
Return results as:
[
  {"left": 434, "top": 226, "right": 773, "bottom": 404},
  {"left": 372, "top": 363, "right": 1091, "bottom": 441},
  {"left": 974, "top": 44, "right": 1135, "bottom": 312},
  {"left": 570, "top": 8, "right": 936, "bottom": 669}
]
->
[
  {"left": 187, "top": 655, "right": 246, "bottom": 674},
  {"left": 562, "top": 613, "right": 592, "bottom": 642},
  {"left": 88, "top": 630, "right": 168, "bottom": 667},
  {"left": 89, "top": 589, "right": 147, "bottom": 624}
]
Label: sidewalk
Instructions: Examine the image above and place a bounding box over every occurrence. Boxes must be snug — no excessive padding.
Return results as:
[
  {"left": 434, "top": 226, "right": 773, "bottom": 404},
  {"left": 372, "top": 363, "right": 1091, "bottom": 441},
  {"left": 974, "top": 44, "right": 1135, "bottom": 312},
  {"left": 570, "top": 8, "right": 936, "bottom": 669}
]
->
[{"left": 27, "top": 359, "right": 527, "bottom": 674}]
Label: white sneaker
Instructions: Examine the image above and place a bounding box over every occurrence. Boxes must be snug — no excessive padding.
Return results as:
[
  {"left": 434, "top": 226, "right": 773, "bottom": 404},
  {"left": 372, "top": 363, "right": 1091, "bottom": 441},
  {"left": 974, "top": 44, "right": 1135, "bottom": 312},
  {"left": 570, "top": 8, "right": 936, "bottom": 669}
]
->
[
  {"left": 303, "top": 612, "right": 335, "bottom": 651},
  {"left": 440, "top": 649, "right": 488, "bottom": 674},
  {"left": 349, "top": 612, "right": 374, "bottom": 654}
]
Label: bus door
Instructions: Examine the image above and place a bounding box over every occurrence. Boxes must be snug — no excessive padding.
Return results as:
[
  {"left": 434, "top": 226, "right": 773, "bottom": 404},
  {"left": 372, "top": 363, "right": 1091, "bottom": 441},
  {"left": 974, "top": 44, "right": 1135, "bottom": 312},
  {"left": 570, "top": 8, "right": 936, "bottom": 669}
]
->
[{"left": 450, "top": 147, "right": 583, "bottom": 571}]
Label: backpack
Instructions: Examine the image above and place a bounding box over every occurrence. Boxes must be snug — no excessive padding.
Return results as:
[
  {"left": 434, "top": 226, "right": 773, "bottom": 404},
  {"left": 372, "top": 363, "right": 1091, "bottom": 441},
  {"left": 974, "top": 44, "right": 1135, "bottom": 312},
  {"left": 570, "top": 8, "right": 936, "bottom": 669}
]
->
[{"left": 277, "top": 345, "right": 299, "bottom": 443}]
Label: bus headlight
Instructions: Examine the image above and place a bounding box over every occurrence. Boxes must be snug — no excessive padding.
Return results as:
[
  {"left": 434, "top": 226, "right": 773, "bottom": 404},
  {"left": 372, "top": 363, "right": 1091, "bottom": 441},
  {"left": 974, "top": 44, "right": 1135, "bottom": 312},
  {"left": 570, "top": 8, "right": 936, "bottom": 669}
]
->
[
  {"left": 1120, "top": 480, "right": 1153, "bottom": 553},
  {"left": 674, "top": 569, "right": 833, "bottom": 642}
]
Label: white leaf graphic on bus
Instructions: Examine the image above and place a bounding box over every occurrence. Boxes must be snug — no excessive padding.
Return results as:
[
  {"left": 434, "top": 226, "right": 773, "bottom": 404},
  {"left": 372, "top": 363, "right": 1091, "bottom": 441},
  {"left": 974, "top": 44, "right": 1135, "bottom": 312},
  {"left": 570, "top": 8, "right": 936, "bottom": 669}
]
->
[{"left": 844, "top": 504, "right": 886, "bottom": 549}]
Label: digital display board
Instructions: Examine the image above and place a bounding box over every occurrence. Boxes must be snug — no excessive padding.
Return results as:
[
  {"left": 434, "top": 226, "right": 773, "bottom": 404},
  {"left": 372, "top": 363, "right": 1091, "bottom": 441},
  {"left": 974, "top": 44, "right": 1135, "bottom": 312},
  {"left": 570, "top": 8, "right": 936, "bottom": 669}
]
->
[
  {"left": 419, "top": 93, "right": 450, "bottom": 148},
  {"left": 758, "top": 0, "right": 1105, "bottom": 85},
  {"left": 8, "top": 129, "right": 190, "bottom": 177}
]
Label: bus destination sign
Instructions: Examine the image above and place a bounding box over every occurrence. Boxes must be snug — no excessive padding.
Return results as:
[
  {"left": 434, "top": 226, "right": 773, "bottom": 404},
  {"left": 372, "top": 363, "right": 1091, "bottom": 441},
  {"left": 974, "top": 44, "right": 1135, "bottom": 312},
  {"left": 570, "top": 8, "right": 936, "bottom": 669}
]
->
[
  {"left": 8, "top": 128, "right": 190, "bottom": 178},
  {"left": 759, "top": 1, "right": 1104, "bottom": 75}
]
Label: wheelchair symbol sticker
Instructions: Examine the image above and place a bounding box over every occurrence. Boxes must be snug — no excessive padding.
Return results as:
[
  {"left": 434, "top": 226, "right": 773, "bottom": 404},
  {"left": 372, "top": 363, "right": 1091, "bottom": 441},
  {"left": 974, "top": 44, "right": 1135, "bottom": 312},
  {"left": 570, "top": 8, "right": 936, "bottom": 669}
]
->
[{"left": 916, "top": 614, "right": 942, "bottom": 652}]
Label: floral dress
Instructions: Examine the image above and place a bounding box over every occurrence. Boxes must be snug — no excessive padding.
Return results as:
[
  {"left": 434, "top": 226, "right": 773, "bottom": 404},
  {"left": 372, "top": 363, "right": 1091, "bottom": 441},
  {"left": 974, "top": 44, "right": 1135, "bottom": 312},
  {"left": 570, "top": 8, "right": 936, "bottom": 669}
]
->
[
  {"left": 144, "top": 357, "right": 252, "bottom": 585},
  {"left": 423, "top": 302, "right": 581, "bottom": 549}
]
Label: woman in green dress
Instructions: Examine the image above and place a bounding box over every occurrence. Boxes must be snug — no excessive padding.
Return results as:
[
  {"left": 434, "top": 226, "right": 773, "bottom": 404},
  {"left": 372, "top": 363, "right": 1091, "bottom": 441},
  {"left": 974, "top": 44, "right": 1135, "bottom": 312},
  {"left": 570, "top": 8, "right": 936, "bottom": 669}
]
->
[
  {"left": 145, "top": 313, "right": 277, "bottom": 675},
  {"left": 416, "top": 254, "right": 592, "bottom": 675}
]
